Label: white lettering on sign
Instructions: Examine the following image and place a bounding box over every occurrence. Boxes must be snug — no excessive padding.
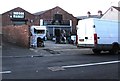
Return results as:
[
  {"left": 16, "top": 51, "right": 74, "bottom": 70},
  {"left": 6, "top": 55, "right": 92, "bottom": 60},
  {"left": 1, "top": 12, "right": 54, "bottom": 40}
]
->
[{"left": 13, "top": 12, "right": 24, "bottom": 18}]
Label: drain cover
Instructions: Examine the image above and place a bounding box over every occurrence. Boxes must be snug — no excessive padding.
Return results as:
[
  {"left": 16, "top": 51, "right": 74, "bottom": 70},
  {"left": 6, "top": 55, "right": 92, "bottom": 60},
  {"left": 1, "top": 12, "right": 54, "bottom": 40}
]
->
[{"left": 48, "top": 66, "right": 65, "bottom": 71}]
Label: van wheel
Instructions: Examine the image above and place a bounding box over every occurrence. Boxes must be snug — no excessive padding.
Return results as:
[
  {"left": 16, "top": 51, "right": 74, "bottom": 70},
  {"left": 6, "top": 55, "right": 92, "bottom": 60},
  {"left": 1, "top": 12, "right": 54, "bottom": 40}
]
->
[
  {"left": 110, "top": 44, "right": 119, "bottom": 54},
  {"left": 41, "top": 43, "right": 45, "bottom": 47},
  {"left": 92, "top": 49, "right": 101, "bottom": 54}
]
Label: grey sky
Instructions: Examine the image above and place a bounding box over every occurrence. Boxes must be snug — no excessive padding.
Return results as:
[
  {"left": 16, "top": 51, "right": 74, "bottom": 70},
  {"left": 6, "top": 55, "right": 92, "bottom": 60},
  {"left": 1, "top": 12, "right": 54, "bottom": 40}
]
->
[{"left": 0, "top": 0, "right": 119, "bottom": 16}]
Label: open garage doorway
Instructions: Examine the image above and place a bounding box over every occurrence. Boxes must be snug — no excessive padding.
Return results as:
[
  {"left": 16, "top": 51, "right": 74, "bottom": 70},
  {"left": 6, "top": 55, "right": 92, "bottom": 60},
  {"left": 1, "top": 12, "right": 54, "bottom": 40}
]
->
[{"left": 54, "top": 29, "right": 61, "bottom": 43}]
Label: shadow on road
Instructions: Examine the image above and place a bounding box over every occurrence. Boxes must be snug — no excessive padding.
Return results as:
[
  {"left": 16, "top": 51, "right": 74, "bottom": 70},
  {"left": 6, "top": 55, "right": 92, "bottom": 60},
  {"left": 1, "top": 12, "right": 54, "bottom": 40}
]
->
[{"left": 83, "top": 52, "right": 119, "bottom": 56}]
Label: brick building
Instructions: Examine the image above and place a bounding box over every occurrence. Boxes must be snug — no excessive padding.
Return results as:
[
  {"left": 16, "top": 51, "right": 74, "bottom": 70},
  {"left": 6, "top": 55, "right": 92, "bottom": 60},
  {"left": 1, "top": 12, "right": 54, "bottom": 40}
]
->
[
  {"left": 2, "top": 6, "right": 77, "bottom": 47},
  {"left": 2, "top": 6, "right": 77, "bottom": 35},
  {"left": 2, "top": 7, "right": 39, "bottom": 26},
  {"left": 34, "top": 6, "right": 77, "bottom": 37}
]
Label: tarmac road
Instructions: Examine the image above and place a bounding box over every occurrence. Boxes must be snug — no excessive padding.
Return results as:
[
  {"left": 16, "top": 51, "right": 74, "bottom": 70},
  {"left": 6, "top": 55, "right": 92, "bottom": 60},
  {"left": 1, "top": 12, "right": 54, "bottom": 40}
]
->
[{"left": 1, "top": 41, "right": 120, "bottom": 80}]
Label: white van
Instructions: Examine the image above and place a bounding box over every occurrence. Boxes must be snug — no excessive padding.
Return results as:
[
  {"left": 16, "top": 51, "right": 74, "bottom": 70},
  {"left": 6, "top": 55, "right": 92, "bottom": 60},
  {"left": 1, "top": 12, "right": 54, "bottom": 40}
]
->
[
  {"left": 77, "top": 18, "right": 120, "bottom": 54},
  {"left": 30, "top": 26, "right": 47, "bottom": 47}
]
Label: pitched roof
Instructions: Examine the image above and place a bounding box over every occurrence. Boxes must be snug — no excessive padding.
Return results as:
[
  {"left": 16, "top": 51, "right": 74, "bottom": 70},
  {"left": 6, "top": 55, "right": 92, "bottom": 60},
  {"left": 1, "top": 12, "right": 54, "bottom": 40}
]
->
[
  {"left": 101, "top": 6, "right": 120, "bottom": 17},
  {"left": 2, "top": 7, "right": 34, "bottom": 16},
  {"left": 113, "top": 6, "right": 120, "bottom": 12},
  {"left": 34, "top": 6, "right": 61, "bottom": 15},
  {"left": 34, "top": 6, "right": 75, "bottom": 18},
  {"left": 34, "top": 10, "right": 48, "bottom": 15},
  {"left": 34, "top": 6, "right": 59, "bottom": 15}
]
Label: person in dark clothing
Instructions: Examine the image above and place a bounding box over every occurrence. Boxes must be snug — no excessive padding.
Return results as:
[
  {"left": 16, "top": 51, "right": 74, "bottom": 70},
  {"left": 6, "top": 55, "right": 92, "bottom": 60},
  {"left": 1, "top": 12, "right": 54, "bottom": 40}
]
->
[
  {"left": 61, "top": 30, "right": 66, "bottom": 44},
  {"left": 67, "top": 32, "right": 71, "bottom": 44}
]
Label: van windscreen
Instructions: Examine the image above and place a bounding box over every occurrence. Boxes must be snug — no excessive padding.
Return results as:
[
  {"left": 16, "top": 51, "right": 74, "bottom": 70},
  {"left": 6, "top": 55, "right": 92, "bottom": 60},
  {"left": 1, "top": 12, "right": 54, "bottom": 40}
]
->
[{"left": 34, "top": 28, "right": 45, "bottom": 34}]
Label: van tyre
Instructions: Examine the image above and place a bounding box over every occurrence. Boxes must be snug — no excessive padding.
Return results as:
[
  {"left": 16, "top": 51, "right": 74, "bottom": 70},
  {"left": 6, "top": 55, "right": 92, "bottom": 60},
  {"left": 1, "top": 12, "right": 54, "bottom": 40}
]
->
[
  {"left": 92, "top": 49, "right": 101, "bottom": 54},
  {"left": 41, "top": 43, "right": 45, "bottom": 47},
  {"left": 37, "top": 37, "right": 45, "bottom": 47},
  {"left": 110, "top": 44, "right": 119, "bottom": 54},
  {"left": 38, "top": 42, "right": 44, "bottom": 47}
]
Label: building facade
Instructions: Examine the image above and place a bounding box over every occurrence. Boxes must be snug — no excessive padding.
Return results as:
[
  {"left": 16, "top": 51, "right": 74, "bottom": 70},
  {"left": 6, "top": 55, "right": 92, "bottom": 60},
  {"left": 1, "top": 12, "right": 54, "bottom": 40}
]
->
[
  {"left": 34, "top": 6, "right": 77, "bottom": 38},
  {"left": 2, "top": 7, "right": 39, "bottom": 26},
  {"left": 2, "top": 6, "right": 77, "bottom": 38},
  {"left": 101, "top": 6, "right": 120, "bottom": 21}
]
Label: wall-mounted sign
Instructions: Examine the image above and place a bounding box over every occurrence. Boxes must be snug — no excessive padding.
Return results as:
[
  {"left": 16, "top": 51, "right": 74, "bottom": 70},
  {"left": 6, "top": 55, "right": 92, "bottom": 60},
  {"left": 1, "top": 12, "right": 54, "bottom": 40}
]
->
[{"left": 12, "top": 12, "right": 25, "bottom": 18}]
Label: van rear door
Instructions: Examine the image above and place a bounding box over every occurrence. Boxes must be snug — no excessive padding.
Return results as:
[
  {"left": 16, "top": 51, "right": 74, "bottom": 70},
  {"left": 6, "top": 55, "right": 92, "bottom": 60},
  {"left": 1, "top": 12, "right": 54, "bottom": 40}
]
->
[
  {"left": 77, "top": 19, "right": 86, "bottom": 45},
  {"left": 85, "top": 19, "right": 94, "bottom": 45},
  {"left": 77, "top": 18, "right": 95, "bottom": 47}
]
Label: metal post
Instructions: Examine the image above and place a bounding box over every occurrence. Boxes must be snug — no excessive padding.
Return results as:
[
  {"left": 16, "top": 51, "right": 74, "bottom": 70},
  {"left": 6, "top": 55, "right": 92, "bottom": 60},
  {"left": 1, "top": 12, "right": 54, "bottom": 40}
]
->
[
  {"left": 40, "top": 19, "right": 43, "bottom": 26},
  {"left": 70, "top": 20, "right": 72, "bottom": 32}
]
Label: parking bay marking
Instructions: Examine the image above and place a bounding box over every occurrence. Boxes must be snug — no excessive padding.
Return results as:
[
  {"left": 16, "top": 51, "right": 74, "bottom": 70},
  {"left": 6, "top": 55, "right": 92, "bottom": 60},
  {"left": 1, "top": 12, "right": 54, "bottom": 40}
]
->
[
  {"left": 0, "top": 71, "right": 11, "bottom": 74},
  {"left": 48, "top": 60, "right": 120, "bottom": 71}
]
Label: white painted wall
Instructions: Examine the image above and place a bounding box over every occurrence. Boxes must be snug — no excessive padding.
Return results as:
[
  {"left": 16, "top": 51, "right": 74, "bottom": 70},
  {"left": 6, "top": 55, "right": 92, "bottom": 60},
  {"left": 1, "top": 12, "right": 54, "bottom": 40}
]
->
[{"left": 101, "top": 7, "right": 120, "bottom": 21}]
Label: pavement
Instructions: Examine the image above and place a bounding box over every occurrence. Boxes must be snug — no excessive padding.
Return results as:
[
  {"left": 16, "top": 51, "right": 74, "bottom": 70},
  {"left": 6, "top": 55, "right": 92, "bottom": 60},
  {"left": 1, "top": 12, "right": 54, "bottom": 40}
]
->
[
  {"left": 2, "top": 41, "right": 91, "bottom": 58},
  {"left": 2, "top": 42, "right": 36, "bottom": 57}
]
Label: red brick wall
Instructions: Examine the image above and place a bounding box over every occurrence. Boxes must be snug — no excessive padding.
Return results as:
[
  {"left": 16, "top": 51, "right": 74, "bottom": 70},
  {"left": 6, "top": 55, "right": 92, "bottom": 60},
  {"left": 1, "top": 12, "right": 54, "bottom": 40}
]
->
[
  {"left": 2, "top": 25, "right": 30, "bottom": 48},
  {"left": 2, "top": 7, "right": 38, "bottom": 26},
  {"left": 39, "top": 7, "right": 77, "bottom": 34}
]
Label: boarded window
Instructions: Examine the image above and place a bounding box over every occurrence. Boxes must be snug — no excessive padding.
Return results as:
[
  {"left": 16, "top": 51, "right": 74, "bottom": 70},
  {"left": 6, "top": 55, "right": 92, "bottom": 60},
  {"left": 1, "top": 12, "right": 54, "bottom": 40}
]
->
[{"left": 53, "top": 14, "right": 63, "bottom": 21}]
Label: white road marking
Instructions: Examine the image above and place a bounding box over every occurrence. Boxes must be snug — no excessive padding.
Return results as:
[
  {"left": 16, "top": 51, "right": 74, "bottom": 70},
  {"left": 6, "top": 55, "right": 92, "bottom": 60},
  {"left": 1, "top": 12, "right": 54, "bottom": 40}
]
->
[
  {"left": 55, "top": 48, "right": 90, "bottom": 51},
  {"left": 0, "top": 71, "right": 11, "bottom": 74},
  {"left": 62, "top": 60, "right": 120, "bottom": 68},
  {"left": 48, "top": 66, "right": 65, "bottom": 71},
  {"left": 48, "top": 60, "right": 120, "bottom": 71}
]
